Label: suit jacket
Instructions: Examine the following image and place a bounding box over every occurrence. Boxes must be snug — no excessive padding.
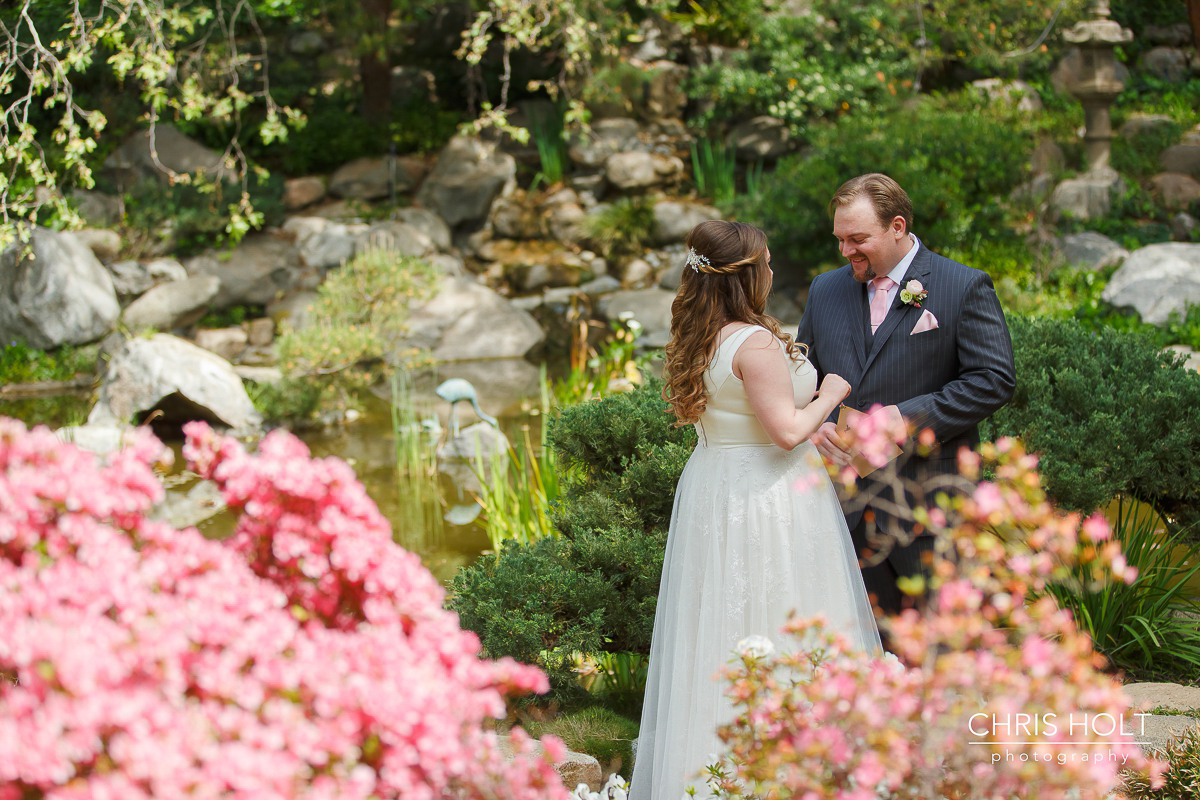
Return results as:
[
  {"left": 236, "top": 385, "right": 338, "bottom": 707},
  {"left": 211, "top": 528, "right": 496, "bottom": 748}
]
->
[{"left": 796, "top": 242, "right": 1016, "bottom": 533}]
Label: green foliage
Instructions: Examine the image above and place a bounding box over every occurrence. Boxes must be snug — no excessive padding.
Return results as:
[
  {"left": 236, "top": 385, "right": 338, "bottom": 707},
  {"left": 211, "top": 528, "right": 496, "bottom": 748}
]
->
[
  {"left": 666, "top": 0, "right": 766, "bottom": 47},
  {"left": 691, "top": 137, "right": 737, "bottom": 207},
  {"left": 687, "top": 0, "right": 913, "bottom": 135},
  {"left": 1057, "top": 183, "right": 1172, "bottom": 252},
  {"left": 0, "top": 341, "right": 94, "bottom": 385},
  {"left": 1046, "top": 499, "right": 1200, "bottom": 677},
  {"left": 123, "top": 173, "right": 286, "bottom": 256},
  {"left": 981, "top": 315, "right": 1200, "bottom": 538},
  {"left": 528, "top": 103, "right": 568, "bottom": 191},
  {"left": 1111, "top": 118, "right": 1184, "bottom": 179},
  {"left": 549, "top": 375, "right": 694, "bottom": 494},
  {"left": 250, "top": 97, "right": 462, "bottom": 175},
  {"left": 247, "top": 376, "right": 325, "bottom": 424},
  {"left": 583, "top": 196, "right": 658, "bottom": 261},
  {"left": 1111, "top": 0, "right": 1191, "bottom": 63},
  {"left": 0, "top": 340, "right": 95, "bottom": 428},
  {"left": 1121, "top": 726, "right": 1200, "bottom": 800},
  {"left": 448, "top": 377, "right": 695, "bottom": 703},
  {"left": 447, "top": 527, "right": 666, "bottom": 702},
  {"left": 552, "top": 318, "right": 647, "bottom": 407},
  {"left": 1116, "top": 76, "right": 1200, "bottom": 130},
  {"left": 268, "top": 248, "right": 439, "bottom": 424},
  {"left": 198, "top": 304, "right": 265, "bottom": 330},
  {"left": 519, "top": 706, "right": 640, "bottom": 778},
  {"left": 914, "top": 0, "right": 1089, "bottom": 77},
  {"left": 473, "top": 425, "right": 560, "bottom": 551},
  {"left": 737, "top": 105, "right": 1032, "bottom": 279},
  {"left": 0, "top": 0, "right": 302, "bottom": 244}
]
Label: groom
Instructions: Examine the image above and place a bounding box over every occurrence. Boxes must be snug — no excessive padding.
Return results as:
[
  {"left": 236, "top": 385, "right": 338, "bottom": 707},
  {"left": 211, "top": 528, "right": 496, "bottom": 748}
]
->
[{"left": 796, "top": 173, "right": 1016, "bottom": 617}]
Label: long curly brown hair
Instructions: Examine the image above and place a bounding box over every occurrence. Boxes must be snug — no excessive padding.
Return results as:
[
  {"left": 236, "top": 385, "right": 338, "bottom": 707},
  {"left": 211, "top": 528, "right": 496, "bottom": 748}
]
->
[{"left": 663, "top": 220, "right": 805, "bottom": 426}]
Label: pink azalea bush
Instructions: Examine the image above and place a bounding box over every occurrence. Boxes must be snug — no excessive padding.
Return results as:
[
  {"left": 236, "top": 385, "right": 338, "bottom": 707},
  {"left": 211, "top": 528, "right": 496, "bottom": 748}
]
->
[
  {"left": 0, "top": 418, "right": 568, "bottom": 799},
  {"left": 711, "top": 418, "right": 1167, "bottom": 800}
]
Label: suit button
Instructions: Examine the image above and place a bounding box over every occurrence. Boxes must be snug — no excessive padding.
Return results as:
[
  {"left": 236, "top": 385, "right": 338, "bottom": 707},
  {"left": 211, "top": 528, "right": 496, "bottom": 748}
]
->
[{"left": 857, "top": 400, "right": 868, "bottom": 409}]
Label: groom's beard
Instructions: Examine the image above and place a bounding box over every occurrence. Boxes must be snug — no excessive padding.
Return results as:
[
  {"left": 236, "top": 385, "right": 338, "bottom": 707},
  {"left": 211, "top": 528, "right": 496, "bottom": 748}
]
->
[{"left": 853, "top": 266, "right": 878, "bottom": 283}]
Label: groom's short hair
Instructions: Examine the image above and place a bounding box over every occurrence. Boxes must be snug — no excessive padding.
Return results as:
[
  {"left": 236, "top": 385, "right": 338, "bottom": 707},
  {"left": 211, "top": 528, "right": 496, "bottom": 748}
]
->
[{"left": 829, "top": 173, "right": 914, "bottom": 233}]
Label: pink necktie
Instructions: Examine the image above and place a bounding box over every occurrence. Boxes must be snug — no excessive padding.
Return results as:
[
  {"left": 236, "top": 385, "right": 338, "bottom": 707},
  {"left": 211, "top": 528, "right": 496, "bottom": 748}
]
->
[{"left": 870, "top": 276, "right": 895, "bottom": 333}]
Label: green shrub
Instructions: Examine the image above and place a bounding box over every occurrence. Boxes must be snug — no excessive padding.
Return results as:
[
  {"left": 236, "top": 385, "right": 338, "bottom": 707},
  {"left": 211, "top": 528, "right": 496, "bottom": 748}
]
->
[
  {"left": 582, "top": 196, "right": 658, "bottom": 261},
  {"left": 1057, "top": 182, "right": 1172, "bottom": 250},
  {"left": 736, "top": 105, "right": 1032, "bottom": 279},
  {"left": 981, "top": 315, "right": 1200, "bottom": 538},
  {"left": 1111, "top": 118, "right": 1184, "bottom": 178},
  {"left": 123, "top": 172, "right": 286, "bottom": 256},
  {"left": 244, "top": 97, "right": 462, "bottom": 176},
  {"left": 687, "top": 0, "right": 913, "bottom": 135},
  {"left": 448, "top": 377, "right": 696, "bottom": 703},
  {"left": 0, "top": 341, "right": 94, "bottom": 385},
  {"left": 447, "top": 526, "right": 667, "bottom": 703},
  {"left": 267, "top": 248, "right": 440, "bottom": 425}
]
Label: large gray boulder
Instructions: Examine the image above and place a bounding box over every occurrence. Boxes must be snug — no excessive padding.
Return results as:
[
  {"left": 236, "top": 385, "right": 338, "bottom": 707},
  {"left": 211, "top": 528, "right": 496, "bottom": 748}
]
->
[
  {"left": 1151, "top": 172, "right": 1200, "bottom": 210},
  {"left": 1049, "top": 168, "right": 1125, "bottom": 221},
  {"left": 399, "top": 277, "right": 545, "bottom": 361},
  {"left": 104, "top": 124, "right": 232, "bottom": 185},
  {"left": 107, "top": 257, "right": 189, "bottom": 298},
  {"left": 1138, "top": 46, "right": 1190, "bottom": 83},
  {"left": 605, "top": 152, "right": 656, "bottom": 189},
  {"left": 122, "top": 275, "right": 221, "bottom": 332},
  {"left": 416, "top": 136, "right": 516, "bottom": 228},
  {"left": 295, "top": 221, "right": 365, "bottom": 271},
  {"left": 636, "top": 61, "right": 689, "bottom": 123},
  {"left": 328, "top": 155, "right": 425, "bottom": 200},
  {"left": 354, "top": 222, "right": 437, "bottom": 258},
  {"left": 0, "top": 227, "right": 120, "bottom": 349},
  {"left": 970, "top": 78, "right": 1042, "bottom": 111},
  {"left": 728, "top": 116, "right": 792, "bottom": 161},
  {"left": 567, "top": 118, "right": 641, "bottom": 169},
  {"left": 1102, "top": 243, "right": 1200, "bottom": 325},
  {"left": 185, "top": 233, "right": 317, "bottom": 308},
  {"left": 1161, "top": 145, "right": 1200, "bottom": 179},
  {"left": 88, "top": 333, "right": 259, "bottom": 433},
  {"left": 1059, "top": 232, "right": 1129, "bottom": 271},
  {"left": 596, "top": 288, "right": 676, "bottom": 348},
  {"left": 391, "top": 208, "right": 452, "bottom": 251},
  {"left": 652, "top": 201, "right": 722, "bottom": 246}
]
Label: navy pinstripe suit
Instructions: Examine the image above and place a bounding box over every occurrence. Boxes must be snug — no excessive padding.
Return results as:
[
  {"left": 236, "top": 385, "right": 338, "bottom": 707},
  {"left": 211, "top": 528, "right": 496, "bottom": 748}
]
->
[{"left": 796, "top": 242, "right": 1016, "bottom": 612}]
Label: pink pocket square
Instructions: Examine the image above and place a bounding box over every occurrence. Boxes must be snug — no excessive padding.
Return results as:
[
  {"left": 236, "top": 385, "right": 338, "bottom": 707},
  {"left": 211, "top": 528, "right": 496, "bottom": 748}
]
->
[{"left": 910, "top": 309, "right": 939, "bottom": 335}]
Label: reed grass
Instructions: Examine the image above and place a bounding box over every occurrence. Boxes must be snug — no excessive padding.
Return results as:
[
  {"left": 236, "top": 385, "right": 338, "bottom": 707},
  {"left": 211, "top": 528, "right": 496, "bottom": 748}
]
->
[{"left": 389, "top": 370, "right": 445, "bottom": 551}]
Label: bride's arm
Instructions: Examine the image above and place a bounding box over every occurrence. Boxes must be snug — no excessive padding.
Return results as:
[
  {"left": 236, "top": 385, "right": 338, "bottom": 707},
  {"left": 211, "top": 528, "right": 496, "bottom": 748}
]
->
[{"left": 735, "top": 330, "right": 851, "bottom": 451}]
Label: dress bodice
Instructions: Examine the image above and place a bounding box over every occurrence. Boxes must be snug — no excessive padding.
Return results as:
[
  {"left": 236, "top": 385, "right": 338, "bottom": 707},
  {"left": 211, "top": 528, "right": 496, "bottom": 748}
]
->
[{"left": 698, "top": 325, "right": 817, "bottom": 447}]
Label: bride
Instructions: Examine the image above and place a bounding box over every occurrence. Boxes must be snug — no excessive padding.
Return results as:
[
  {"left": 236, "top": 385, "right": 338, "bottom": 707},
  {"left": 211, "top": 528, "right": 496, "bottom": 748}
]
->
[{"left": 629, "top": 220, "right": 882, "bottom": 800}]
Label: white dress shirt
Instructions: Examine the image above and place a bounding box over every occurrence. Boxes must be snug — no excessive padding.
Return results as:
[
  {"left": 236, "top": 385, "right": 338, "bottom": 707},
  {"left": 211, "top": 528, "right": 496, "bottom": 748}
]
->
[{"left": 867, "top": 234, "right": 921, "bottom": 310}]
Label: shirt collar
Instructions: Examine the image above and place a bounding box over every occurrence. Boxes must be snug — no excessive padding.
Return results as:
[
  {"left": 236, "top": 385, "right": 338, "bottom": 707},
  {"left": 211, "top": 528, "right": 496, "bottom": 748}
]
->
[{"left": 884, "top": 234, "right": 920, "bottom": 286}]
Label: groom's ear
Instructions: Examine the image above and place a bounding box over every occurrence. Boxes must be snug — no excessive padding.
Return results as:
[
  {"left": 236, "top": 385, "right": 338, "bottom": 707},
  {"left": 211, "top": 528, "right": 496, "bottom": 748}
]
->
[{"left": 890, "top": 216, "right": 908, "bottom": 237}]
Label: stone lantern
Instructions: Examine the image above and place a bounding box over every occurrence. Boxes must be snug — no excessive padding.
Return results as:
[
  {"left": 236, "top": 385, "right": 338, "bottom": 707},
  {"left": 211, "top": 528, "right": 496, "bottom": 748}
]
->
[{"left": 1064, "top": 0, "right": 1133, "bottom": 172}]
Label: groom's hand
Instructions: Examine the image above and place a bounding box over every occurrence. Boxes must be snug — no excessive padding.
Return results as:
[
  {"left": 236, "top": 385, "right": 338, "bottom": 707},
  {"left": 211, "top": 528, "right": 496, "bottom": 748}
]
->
[{"left": 811, "top": 421, "right": 852, "bottom": 467}]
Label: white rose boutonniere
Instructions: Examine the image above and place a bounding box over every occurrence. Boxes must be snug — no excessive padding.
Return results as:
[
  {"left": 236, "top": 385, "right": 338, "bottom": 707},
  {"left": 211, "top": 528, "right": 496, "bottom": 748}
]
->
[{"left": 899, "top": 279, "right": 929, "bottom": 308}]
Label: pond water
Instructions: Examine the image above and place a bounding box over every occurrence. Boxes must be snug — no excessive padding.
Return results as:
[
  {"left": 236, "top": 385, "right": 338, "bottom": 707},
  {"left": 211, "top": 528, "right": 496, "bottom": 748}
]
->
[{"left": 0, "top": 359, "right": 558, "bottom": 586}]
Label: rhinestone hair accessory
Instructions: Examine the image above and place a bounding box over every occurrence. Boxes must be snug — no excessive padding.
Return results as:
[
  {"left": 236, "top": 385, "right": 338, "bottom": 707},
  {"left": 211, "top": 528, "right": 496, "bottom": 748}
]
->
[{"left": 686, "top": 248, "right": 711, "bottom": 273}]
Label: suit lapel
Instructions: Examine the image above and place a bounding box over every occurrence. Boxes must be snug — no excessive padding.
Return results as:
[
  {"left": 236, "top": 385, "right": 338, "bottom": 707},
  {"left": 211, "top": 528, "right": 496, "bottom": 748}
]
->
[
  {"left": 862, "top": 245, "right": 933, "bottom": 375},
  {"left": 846, "top": 272, "right": 867, "bottom": 372}
]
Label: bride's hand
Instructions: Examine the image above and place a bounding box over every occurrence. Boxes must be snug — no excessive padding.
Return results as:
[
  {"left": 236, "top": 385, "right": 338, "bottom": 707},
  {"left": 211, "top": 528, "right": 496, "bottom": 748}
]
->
[{"left": 818, "top": 373, "right": 851, "bottom": 404}]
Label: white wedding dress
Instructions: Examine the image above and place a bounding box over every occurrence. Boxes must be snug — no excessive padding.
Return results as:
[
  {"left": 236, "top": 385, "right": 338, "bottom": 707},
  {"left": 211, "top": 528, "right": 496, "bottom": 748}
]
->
[{"left": 629, "top": 325, "right": 881, "bottom": 800}]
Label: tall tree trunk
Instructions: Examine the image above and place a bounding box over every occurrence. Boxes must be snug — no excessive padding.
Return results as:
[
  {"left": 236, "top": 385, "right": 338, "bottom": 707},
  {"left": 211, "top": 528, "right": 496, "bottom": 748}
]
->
[
  {"left": 359, "top": 0, "right": 393, "bottom": 121},
  {"left": 1189, "top": 0, "right": 1200, "bottom": 52}
]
